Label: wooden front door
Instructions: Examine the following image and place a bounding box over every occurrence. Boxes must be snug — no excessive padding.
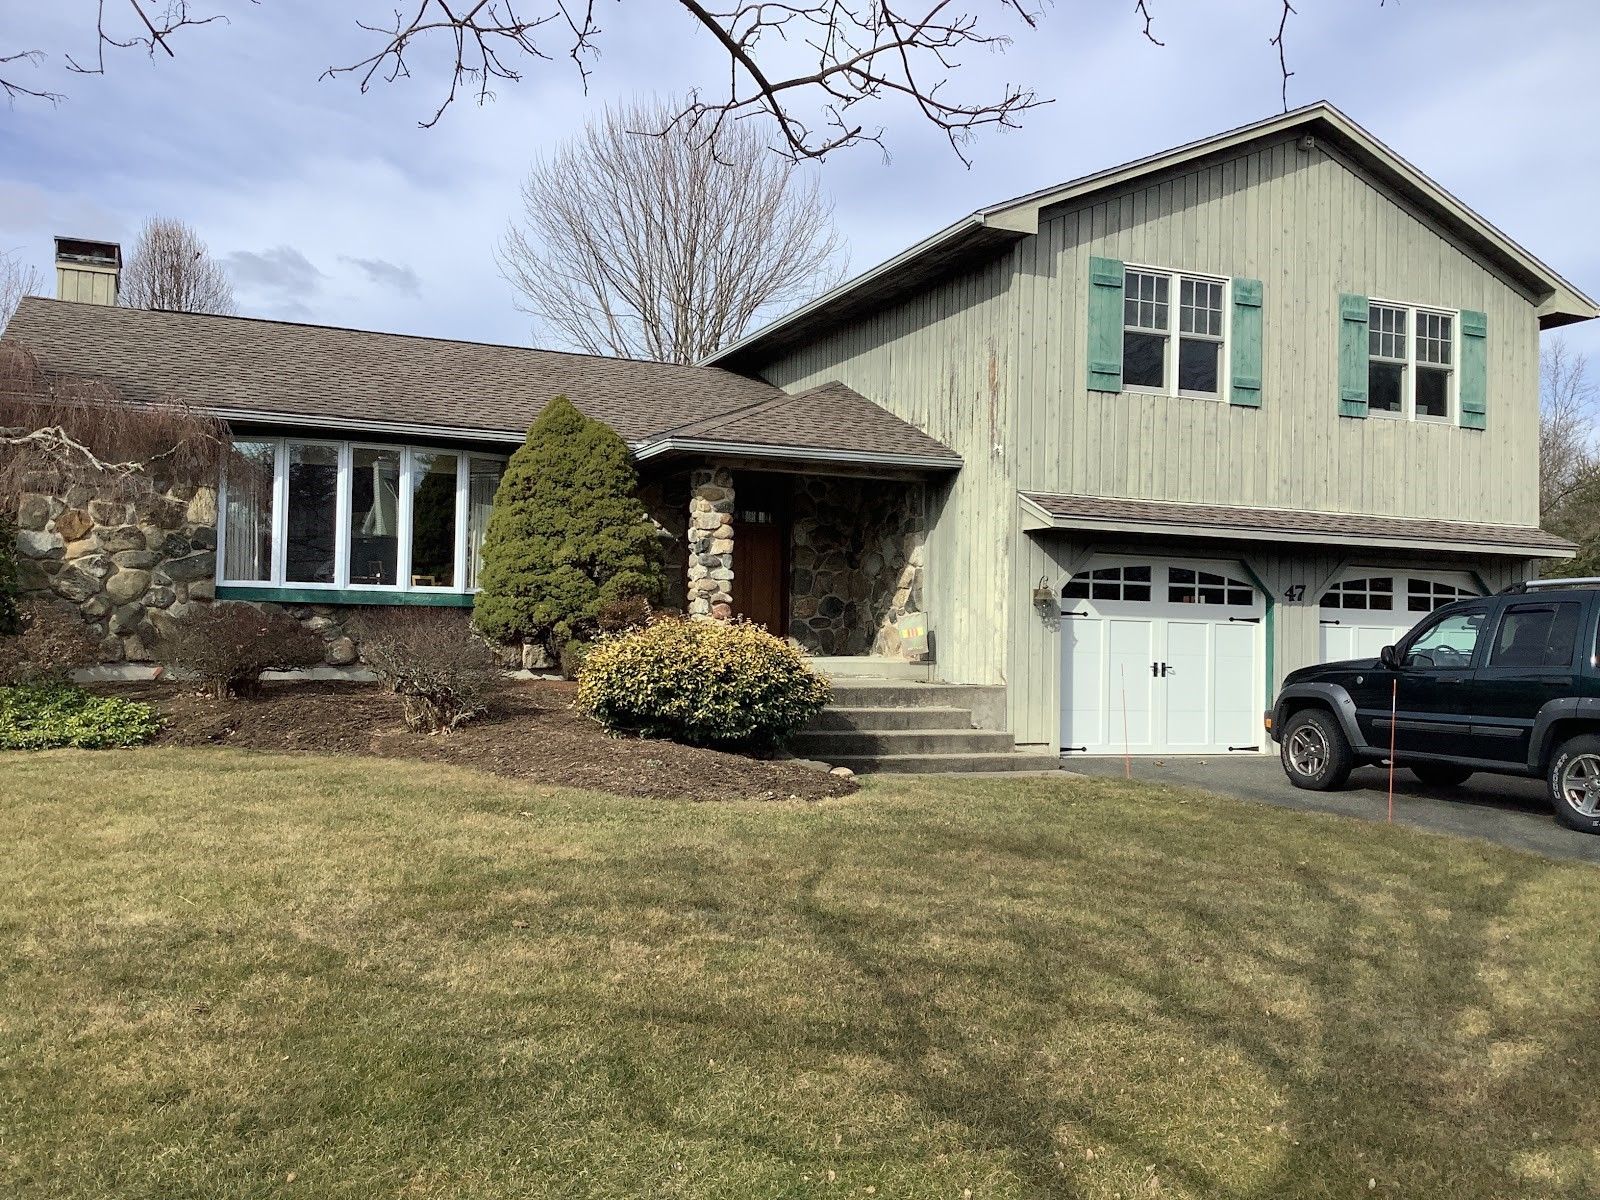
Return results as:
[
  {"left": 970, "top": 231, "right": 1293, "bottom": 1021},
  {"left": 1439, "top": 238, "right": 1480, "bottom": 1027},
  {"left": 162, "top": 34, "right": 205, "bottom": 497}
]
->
[{"left": 730, "top": 473, "right": 789, "bottom": 635}]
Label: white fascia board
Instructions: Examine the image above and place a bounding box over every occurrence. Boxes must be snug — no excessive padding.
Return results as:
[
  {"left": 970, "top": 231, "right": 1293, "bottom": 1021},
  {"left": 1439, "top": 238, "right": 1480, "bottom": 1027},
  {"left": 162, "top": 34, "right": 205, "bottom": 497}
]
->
[{"left": 211, "top": 407, "right": 526, "bottom": 445}]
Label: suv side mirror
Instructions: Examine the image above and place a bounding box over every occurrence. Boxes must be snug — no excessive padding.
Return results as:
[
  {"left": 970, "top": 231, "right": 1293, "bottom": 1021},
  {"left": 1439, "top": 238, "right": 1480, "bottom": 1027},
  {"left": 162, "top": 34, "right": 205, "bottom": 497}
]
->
[{"left": 1380, "top": 644, "right": 1402, "bottom": 670}]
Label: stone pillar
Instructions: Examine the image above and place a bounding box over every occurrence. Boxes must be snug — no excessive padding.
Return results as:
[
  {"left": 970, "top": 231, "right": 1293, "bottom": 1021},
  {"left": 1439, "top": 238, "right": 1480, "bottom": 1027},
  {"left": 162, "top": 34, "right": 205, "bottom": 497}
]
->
[{"left": 686, "top": 467, "right": 734, "bottom": 620}]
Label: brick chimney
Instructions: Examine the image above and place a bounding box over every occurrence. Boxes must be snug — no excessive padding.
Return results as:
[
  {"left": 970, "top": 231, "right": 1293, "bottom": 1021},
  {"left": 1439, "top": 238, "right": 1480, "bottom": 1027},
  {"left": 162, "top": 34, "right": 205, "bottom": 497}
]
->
[{"left": 54, "top": 236, "right": 122, "bottom": 305}]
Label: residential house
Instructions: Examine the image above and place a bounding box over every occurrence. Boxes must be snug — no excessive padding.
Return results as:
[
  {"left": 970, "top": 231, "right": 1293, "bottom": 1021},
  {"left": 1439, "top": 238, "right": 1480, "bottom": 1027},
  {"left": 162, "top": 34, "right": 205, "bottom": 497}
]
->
[{"left": 4, "top": 102, "right": 1591, "bottom": 759}]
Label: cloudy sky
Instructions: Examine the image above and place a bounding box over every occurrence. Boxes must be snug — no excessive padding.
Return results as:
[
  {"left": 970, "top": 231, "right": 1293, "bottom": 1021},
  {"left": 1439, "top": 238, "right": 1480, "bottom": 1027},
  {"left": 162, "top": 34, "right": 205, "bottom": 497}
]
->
[{"left": 5, "top": 0, "right": 1600, "bottom": 360}]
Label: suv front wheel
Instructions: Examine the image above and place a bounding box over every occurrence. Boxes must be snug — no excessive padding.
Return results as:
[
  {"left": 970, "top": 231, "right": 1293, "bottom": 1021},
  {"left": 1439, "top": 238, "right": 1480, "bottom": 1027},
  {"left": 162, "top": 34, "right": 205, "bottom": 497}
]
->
[
  {"left": 1546, "top": 734, "right": 1600, "bottom": 834},
  {"left": 1280, "top": 708, "right": 1354, "bottom": 792}
]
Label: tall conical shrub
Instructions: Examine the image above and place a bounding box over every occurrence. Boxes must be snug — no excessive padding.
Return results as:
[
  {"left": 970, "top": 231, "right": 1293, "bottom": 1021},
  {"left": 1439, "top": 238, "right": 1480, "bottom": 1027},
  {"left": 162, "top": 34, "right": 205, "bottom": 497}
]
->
[{"left": 473, "top": 396, "right": 664, "bottom": 648}]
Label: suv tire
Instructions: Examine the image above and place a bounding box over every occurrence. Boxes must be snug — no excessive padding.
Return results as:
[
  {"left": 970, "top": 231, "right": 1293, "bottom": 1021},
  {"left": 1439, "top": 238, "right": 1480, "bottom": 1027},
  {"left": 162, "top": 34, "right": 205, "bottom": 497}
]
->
[
  {"left": 1410, "top": 764, "right": 1474, "bottom": 787},
  {"left": 1280, "top": 708, "right": 1353, "bottom": 792},
  {"left": 1546, "top": 734, "right": 1600, "bottom": 834}
]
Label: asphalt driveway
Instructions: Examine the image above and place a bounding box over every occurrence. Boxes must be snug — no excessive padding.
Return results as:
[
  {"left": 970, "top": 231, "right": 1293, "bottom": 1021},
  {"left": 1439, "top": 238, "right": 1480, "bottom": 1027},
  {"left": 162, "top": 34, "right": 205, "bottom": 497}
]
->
[{"left": 1063, "top": 753, "right": 1600, "bottom": 866}]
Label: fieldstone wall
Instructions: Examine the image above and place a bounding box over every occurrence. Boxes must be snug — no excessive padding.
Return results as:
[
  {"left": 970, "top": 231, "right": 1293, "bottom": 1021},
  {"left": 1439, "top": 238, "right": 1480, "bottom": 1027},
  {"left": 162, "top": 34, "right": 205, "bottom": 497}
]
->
[
  {"left": 638, "top": 473, "right": 689, "bottom": 612},
  {"left": 789, "top": 477, "right": 925, "bottom": 658},
  {"left": 13, "top": 478, "right": 362, "bottom": 668},
  {"left": 686, "top": 467, "right": 735, "bottom": 620}
]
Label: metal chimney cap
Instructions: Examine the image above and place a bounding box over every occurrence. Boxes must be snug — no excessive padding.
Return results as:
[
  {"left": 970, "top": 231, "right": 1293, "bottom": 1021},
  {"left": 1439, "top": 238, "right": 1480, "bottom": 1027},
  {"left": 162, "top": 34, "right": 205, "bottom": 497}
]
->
[{"left": 53, "top": 236, "right": 122, "bottom": 267}]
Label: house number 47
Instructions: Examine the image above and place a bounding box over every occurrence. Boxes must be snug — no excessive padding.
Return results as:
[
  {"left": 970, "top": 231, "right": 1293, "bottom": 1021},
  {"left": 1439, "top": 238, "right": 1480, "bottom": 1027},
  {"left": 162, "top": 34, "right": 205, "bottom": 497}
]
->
[{"left": 1282, "top": 584, "right": 1306, "bottom": 602}]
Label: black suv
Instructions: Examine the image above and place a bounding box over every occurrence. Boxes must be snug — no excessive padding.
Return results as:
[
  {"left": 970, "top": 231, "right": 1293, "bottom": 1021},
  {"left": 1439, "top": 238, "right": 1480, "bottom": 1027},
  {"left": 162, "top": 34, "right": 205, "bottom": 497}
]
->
[{"left": 1269, "top": 582, "right": 1600, "bottom": 833}]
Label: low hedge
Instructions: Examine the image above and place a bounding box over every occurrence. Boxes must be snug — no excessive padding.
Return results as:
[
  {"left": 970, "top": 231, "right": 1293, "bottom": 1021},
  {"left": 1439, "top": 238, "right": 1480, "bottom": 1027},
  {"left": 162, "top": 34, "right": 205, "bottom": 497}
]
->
[
  {"left": 0, "top": 683, "right": 163, "bottom": 750},
  {"left": 576, "top": 617, "right": 830, "bottom": 750}
]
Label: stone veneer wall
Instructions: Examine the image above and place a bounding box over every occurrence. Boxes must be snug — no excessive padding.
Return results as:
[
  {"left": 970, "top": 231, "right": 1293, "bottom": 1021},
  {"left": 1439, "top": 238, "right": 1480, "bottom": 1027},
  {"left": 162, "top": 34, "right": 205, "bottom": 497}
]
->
[
  {"left": 788, "top": 477, "right": 925, "bottom": 658},
  {"left": 13, "top": 478, "right": 364, "bottom": 668},
  {"left": 686, "top": 467, "right": 735, "bottom": 620},
  {"left": 637, "top": 472, "right": 690, "bottom": 613}
]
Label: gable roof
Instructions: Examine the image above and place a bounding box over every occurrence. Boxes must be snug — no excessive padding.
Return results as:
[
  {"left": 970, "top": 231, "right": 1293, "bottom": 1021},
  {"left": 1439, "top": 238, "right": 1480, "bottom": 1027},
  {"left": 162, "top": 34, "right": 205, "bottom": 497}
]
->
[
  {"left": 634, "top": 380, "right": 961, "bottom": 469},
  {"left": 707, "top": 102, "right": 1599, "bottom": 371},
  {"left": 3, "top": 297, "right": 782, "bottom": 444}
]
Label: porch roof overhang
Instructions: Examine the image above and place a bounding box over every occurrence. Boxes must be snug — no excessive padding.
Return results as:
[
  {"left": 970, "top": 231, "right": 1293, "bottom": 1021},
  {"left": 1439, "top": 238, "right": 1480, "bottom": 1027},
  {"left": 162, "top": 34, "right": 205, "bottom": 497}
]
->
[{"left": 1019, "top": 492, "right": 1576, "bottom": 559}]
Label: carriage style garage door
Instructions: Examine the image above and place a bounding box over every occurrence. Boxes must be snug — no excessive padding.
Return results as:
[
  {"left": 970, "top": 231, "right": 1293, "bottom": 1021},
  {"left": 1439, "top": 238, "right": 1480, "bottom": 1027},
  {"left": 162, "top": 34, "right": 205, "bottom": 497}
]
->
[
  {"left": 1060, "top": 559, "right": 1264, "bottom": 756},
  {"left": 1317, "top": 569, "right": 1481, "bottom": 662}
]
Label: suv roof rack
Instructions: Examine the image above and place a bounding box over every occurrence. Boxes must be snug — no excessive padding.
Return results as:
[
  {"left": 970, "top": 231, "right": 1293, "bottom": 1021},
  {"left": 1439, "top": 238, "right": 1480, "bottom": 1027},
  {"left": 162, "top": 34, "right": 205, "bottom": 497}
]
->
[{"left": 1503, "top": 577, "right": 1600, "bottom": 593}]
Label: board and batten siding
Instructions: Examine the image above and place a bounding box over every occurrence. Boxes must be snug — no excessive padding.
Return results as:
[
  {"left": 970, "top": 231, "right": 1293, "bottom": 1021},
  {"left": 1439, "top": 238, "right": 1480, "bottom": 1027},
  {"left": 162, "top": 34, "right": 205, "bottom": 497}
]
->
[
  {"left": 1012, "top": 132, "right": 1541, "bottom": 523},
  {"left": 758, "top": 256, "right": 1019, "bottom": 687},
  {"left": 756, "top": 130, "right": 1547, "bottom": 714}
]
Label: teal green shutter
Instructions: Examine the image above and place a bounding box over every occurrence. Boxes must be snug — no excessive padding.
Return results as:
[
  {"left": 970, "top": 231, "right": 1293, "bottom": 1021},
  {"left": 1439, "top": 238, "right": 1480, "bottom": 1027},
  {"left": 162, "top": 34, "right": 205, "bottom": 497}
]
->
[
  {"left": 1086, "top": 257, "right": 1125, "bottom": 392},
  {"left": 1230, "top": 277, "right": 1263, "bottom": 407},
  {"left": 1459, "top": 309, "right": 1487, "bottom": 430},
  {"left": 1338, "top": 293, "right": 1369, "bottom": 418}
]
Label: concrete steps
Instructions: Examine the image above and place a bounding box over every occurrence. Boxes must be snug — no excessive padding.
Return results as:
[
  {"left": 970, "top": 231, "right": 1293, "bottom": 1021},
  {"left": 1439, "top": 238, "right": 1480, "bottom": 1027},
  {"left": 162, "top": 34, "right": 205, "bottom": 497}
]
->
[{"left": 793, "top": 678, "right": 1055, "bottom": 775}]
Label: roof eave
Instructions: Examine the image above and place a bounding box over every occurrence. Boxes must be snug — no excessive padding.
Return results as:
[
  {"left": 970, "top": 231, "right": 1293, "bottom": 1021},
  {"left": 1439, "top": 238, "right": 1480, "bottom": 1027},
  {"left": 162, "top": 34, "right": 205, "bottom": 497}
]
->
[
  {"left": 631, "top": 436, "right": 961, "bottom": 471},
  {"left": 1019, "top": 501, "right": 1574, "bottom": 560}
]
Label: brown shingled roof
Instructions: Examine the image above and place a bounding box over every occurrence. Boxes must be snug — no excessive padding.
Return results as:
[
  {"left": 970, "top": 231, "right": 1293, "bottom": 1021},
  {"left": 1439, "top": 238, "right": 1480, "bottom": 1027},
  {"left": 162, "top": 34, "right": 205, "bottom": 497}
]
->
[
  {"left": 2, "top": 297, "right": 783, "bottom": 443},
  {"left": 639, "top": 381, "right": 960, "bottom": 466},
  {"left": 1020, "top": 492, "right": 1575, "bottom": 557}
]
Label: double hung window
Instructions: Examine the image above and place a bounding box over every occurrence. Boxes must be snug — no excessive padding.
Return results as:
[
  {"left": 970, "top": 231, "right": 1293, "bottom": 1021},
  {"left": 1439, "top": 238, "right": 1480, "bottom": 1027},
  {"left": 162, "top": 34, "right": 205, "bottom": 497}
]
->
[
  {"left": 1123, "top": 267, "right": 1228, "bottom": 398},
  {"left": 1368, "top": 301, "right": 1455, "bottom": 421}
]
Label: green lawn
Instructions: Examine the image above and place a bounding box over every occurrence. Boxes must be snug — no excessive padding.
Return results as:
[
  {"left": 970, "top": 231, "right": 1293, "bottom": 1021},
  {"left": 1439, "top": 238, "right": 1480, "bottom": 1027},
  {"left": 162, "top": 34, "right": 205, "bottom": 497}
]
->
[{"left": 2, "top": 751, "right": 1598, "bottom": 1198}]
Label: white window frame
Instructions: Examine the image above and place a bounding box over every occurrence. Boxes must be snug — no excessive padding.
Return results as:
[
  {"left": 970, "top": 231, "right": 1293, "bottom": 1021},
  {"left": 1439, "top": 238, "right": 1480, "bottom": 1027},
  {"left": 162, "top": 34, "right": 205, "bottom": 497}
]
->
[
  {"left": 1121, "top": 264, "right": 1232, "bottom": 402},
  {"left": 1366, "top": 298, "right": 1458, "bottom": 424},
  {"left": 217, "top": 436, "right": 506, "bottom": 595}
]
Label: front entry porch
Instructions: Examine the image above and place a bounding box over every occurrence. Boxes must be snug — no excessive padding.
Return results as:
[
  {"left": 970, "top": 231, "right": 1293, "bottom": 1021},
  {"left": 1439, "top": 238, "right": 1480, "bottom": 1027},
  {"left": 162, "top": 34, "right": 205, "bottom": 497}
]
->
[{"left": 641, "top": 464, "right": 932, "bottom": 662}]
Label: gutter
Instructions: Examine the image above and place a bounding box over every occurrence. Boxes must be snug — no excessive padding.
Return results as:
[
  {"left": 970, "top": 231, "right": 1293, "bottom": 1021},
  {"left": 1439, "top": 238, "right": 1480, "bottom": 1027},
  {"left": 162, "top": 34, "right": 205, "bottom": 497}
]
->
[
  {"left": 1018, "top": 496, "right": 1573, "bottom": 559},
  {"left": 630, "top": 436, "right": 962, "bottom": 471},
  {"left": 211, "top": 406, "right": 526, "bottom": 445}
]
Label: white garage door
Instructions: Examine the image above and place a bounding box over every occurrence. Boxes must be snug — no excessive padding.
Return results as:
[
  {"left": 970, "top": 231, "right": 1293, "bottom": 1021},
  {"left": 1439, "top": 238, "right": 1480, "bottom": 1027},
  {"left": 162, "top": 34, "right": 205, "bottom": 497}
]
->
[
  {"left": 1317, "top": 571, "right": 1480, "bottom": 662},
  {"left": 1060, "top": 560, "right": 1264, "bottom": 755}
]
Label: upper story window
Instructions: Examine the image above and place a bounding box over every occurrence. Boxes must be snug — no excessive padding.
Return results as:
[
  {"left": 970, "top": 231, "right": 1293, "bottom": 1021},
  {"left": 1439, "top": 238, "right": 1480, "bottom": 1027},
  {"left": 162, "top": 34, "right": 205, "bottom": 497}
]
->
[
  {"left": 220, "top": 437, "right": 505, "bottom": 595},
  {"left": 1122, "top": 267, "right": 1227, "bottom": 399},
  {"left": 1368, "top": 301, "right": 1455, "bottom": 422}
]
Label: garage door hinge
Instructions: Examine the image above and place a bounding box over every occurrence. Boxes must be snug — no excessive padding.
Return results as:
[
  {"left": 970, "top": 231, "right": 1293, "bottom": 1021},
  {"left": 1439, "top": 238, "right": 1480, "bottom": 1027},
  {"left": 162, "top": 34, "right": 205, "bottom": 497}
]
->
[
  {"left": 1228, "top": 616, "right": 1262, "bottom": 624},
  {"left": 1228, "top": 744, "right": 1261, "bottom": 752},
  {"left": 1060, "top": 746, "right": 1088, "bottom": 753},
  {"left": 1320, "top": 619, "right": 1340, "bottom": 626}
]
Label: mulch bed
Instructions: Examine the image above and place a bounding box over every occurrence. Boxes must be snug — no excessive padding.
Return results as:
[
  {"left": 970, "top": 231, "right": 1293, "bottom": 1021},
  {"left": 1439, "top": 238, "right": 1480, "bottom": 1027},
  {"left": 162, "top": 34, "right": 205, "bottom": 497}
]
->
[{"left": 109, "top": 679, "right": 857, "bottom": 803}]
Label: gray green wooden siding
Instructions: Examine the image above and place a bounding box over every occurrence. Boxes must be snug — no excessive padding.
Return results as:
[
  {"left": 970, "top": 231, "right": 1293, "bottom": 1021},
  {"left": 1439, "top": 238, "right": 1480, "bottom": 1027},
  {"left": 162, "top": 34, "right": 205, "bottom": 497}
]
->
[{"left": 755, "top": 132, "right": 1546, "bottom": 740}]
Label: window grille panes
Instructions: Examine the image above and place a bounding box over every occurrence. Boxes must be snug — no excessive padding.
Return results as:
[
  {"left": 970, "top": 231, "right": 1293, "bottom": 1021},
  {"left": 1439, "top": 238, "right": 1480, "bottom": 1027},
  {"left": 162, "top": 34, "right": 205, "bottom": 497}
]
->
[
  {"left": 285, "top": 442, "right": 339, "bottom": 584},
  {"left": 223, "top": 441, "right": 276, "bottom": 583},
  {"left": 1179, "top": 278, "right": 1224, "bottom": 336},
  {"left": 349, "top": 447, "right": 402, "bottom": 586},
  {"left": 1320, "top": 576, "right": 1395, "bottom": 611},
  {"left": 1123, "top": 271, "right": 1168, "bottom": 331},
  {"left": 1415, "top": 311, "right": 1453, "bottom": 419},
  {"left": 1407, "top": 578, "right": 1473, "bottom": 613},
  {"left": 1369, "top": 304, "right": 1407, "bottom": 360},
  {"left": 464, "top": 457, "right": 503, "bottom": 591},
  {"left": 1063, "top": 564, "right": 1151, "bottom": 603},
  {"left": 409, "top": 451, "right": 458, "bottom": 588},
  {"left": 1169, "top": 567, "right": 1253, "bottom": 606}
]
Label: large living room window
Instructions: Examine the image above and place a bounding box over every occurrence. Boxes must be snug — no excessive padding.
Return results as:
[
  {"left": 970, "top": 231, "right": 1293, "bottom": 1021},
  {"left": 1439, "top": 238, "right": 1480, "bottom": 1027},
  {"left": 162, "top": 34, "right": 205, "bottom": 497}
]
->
[
  {"left": 219, "top": 437, "right": 505, "bottom": 596},
  {"left": 1368, "top": 301, "right": 1455, "bottom": 421},
  {"left": 1123, "top": 266, "right": 1228, "bottom": 399}
]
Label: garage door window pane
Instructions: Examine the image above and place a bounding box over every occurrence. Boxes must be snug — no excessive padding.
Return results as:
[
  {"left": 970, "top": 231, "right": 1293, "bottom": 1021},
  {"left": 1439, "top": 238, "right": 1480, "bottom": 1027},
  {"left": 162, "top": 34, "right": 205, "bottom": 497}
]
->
[
  {"left": 286, "top": 443, "right": 339, "bottom": 584},
  {"left": 1321, "top": 576, "right": 1394, "bottom": 611}
]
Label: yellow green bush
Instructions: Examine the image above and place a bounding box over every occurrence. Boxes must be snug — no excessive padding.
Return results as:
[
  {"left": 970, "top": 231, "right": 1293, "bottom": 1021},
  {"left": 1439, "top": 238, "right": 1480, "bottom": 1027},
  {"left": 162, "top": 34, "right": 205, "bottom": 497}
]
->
[{"left": 576, "top": 617, "right": 830, "bottom": 749}]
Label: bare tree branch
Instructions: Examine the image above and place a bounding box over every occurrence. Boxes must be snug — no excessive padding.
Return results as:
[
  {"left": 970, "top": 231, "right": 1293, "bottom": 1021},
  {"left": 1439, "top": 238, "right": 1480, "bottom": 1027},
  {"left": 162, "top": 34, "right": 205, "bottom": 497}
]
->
[
  {"left": 1268, "top": 0, "right": 1296, "bottom": 112},
  {"left": 498, "top": 96, "right": 846, "bottom": 362},
  {"left": 0, "top": 251, "right": 45, "bottom": 329},
  {"left": 1541, "top": 338, "right": 1599, "bottom": 525},
  {"left": 0, "top": 343, "right": 233, "bottom": 510},
  {"left": 65, "top": 0, "right": 235, "bottom": 77},
  {"left": 0, "top": 49, "right": 63, "bottom": 106},
  {"left": 121, "top": 216, "right": 237, "bottom": 315}
]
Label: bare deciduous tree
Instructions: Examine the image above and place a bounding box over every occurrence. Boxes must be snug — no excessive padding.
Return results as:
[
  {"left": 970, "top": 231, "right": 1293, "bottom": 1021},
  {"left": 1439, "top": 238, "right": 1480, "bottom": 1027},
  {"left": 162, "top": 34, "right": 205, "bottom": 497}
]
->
[
  {"left": 0, "top": 250, "right": 44, "bottom": 328},
  {"left": 0, "top": 343, "right": 232, "bottom": 510},
  {"left": 121, "top": 217, "right": 237, "bottom": 315},
  {"left": 3, "top": 2, "right": 1326, "bottom": 161},
  {"left": 499, "top": 98, "right": 845, "bottom": 363},
  {"left": 1540, "top": 338, "right": 1596, "bottom": 520}
]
